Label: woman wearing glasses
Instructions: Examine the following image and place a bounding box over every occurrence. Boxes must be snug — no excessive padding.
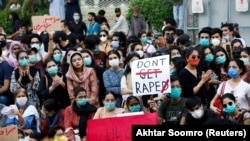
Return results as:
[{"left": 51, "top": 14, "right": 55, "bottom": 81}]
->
[
  {"left": 10, "top": 50, "right": 40, "bottom": 109},
  {"left": 221, "top": 93, "right": 250, "bottom": 125},
  {"left": 178, "top": 48, "right": 212, "bottom": 107},
  {"left": 99, "top": 30, "right": 111, "bottom": 55},
  {"left": 210, "top": 59, "right": 250, "bottom": 117}
]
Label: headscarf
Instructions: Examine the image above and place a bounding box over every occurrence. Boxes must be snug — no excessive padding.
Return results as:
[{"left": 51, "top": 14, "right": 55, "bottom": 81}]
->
[{"left": 6, "top": 40, "right": 25, "bottom": 68}]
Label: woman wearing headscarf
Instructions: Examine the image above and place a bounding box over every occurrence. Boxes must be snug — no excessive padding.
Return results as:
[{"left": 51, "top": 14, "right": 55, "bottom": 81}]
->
[{"left": 6, "top": 40, "right": 25, "bottom": 69}]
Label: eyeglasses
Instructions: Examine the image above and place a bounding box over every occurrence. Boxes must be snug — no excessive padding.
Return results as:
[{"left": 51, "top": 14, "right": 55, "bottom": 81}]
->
[
  {"left": 223, "top": 102, "right": 233, "bottom": 108},
  {"left": 19, "top": 56, "right": 29, "bottom": 60},
  {"left": 31, "top": 41, "right": 40, "bottom": 44},
  {"left": 190, "top": 55, "right": 200, "bottom": 59},
  {"left": 100, "top": 34, "right": 106, "bottom": 37}
]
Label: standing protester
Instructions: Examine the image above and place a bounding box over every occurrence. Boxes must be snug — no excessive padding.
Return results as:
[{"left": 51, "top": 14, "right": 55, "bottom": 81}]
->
[{"left": 129, "top": 6, "right": 146, "bottom": 37}]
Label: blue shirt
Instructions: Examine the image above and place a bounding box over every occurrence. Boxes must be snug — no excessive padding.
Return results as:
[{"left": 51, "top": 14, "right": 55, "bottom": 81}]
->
[
  {"left": 87, "top": 22, "right": 101, "bottom": 35},
  {"left": 0, "top": 61, "right": 13, "bottom": 86},
  {"left": 103, "top": 69, "right": 124, "bottom": 95}
]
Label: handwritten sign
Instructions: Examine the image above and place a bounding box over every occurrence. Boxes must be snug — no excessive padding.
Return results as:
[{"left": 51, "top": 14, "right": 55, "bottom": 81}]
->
[
  {"left": 87, "top": 113, "right": 158, "bottom": 141},
  {"left": 32, "top": 16, "right": 61, "bottom": 32},
  {"left": 131, "top": 55, "right": 171, "bottom": 96},
  {"left": 0, "top": 125, "right": 18, "bottom": 140}
]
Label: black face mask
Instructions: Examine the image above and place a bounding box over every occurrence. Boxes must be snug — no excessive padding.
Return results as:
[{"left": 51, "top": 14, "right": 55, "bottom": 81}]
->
[
  {"left": 232, "top": 48, "right": 242, "bottom": 59},
  {"left": 0, "top": 40, "right": 6, "bottom": 48},
  {"left": 166, "top": 35, "right": 175, "bottom": 44}
]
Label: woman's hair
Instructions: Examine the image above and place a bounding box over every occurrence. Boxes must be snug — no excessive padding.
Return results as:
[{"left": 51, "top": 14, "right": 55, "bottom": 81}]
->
[
  {"left": 171, "top": 57, "right": 186, "bottom": 74},
  {"left": 221, "top": 93, "right": 236, "bottom": 102},
  {"left": 62, "top": 48, "right": 76, "bottom": 65},
  {"left": 14, "top": 88, "right": 27, "bottom": 98},
  {"left": 53, "top": 48, "right": 62, "bottom": 54},
  {"left": 168, "top": 46, "right": 181, "bottom": 57},
  {"left": 214, "top": 46, "right": 230, "bottom": 69},
  {"left": 73, "top": 87, "right": 87, "bottom": 97},
  {"left": 199, "top": 46, "right": 216, "bottom": 71},
  {"left": 80, "top": 49, "right": 96, "bottom": 68},
  {"left": 43, "top": 58, "right": 56, "bottom": 68},
  {"left": 107, "top": 49, "right": 121, "bottom": 59},
  {"left": 229, "top": 58, "right": 246, "bottom": 75},
  {"left": 126, "top": 96, "right": 141, "bottom": 107},
  {"left": 231, "top": 38, "right": 243, "bottom": 47},
  {"left": 240, "top": 47, "right": 250, "bottom": 56},
  {"left": 100, "top": 30, "right": 109, "bottom": 36},
  {"left": 70, "top": 52, "right": 83, "bottom": 67},
  {"left": 124, "top": 52, "right": 140, "bottom": 76},
  {"left": 103, "top": 91, "right": 116, "bottom": 100},
  {"left": 184, "top": 47, "right": 199, "bottom": 59},
  {"left": 130, "top": 42, "right": 142, "bottom": 52},
  {"left": 16, "top": 50, "right": 27, "bottom": 60},
  {"left": 43, "top": 99, "right": 59, "bottom": 112},
  {"left": 137, "top": 31, "right": 147, "bottom": 38}
]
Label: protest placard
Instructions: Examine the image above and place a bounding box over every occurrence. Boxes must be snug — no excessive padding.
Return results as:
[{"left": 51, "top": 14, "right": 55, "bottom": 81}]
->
[
  {"left": 0, "top": 125, "right": 18, "bottom": 140},
  {"left": 32, "top": 16, "right": 61, "bottom": 32},
  {"left": 87, "top": 113, "right": 158, "bottom": 141},
  {"left": 131, "top": 55, "right": 171, "bottom": 96}
]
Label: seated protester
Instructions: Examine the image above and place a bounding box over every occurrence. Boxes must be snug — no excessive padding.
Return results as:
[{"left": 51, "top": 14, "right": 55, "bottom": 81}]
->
[
  {"left": 6, "top": 88, "right": 40, "bottom": 136},
  {"left": 37, "top": 59, "right": 70, "bottom": 109},
  {"left": 53, "top": 126, "right": 68, "bottom": 141},
  {"left": 0, "top": 104, "right": 7, "bottom": 127},
  {"left": 158, "top": 76, "right": 188, "bottom": 125},
  {"left": 64, "top": 87, "right": 97, "bottom": 141},
  {"left": 6, "top": 40, "right": 25, "bottom": 69},
  {"left": 93, "top": 91, "right": 125, "bottom": 119},
  {"left": 125, "top": 96, "right": 148, "bottom": 113},
  {"left": 10, "top": 50, "right": 40, "bottom": 109},
  {"left": 221, "top": 93, "right": 250, "bottom": 125},
  {"left": 185, "top": 96, "right": 216, "bottom": 125}
]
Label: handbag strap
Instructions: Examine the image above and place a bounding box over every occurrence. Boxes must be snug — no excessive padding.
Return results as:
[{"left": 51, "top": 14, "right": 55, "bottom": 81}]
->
[{"left": 220, "top": 81, "right": 227, "bottom": 96}]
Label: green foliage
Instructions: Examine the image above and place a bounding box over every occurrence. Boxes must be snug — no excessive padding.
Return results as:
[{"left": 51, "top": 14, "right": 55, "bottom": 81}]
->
[{"left": 127, "top": 0, "right": 173, "bottom": 32}]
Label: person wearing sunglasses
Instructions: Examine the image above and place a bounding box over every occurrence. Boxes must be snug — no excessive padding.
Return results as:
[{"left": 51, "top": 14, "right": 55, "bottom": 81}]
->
[
  {"left": 178, "top": 48, "right": 212, "bottom": 107},
  {"left": 99, "top": 30, "right": 111, "bottom": 55},
  {"left": 221, "top": 93, "right": 250, "bottom": 125},
  {"left": 185, "top": 96, "right": 216, "bottom": 125}
]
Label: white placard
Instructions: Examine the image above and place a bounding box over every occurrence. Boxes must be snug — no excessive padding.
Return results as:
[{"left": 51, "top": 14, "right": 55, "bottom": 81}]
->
[
  {"left": 192, "top": 0, "right": 204, "bottom": 13},
  {"left": 131, "top": 55, "right": 171, "bottom": 96},
  {"left": 236, "top": 0, "right": 249, "bottom": 12}
]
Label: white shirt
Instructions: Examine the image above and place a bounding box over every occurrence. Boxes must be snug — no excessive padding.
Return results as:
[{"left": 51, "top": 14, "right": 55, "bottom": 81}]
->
[{"left": 109, "top": 15, "right": 129, "bottom": 35}]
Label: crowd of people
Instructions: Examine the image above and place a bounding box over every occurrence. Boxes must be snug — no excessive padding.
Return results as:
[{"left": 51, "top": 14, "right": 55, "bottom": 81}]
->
[{"left": 0, "top": 1, "right": 250, "bottom": 141}]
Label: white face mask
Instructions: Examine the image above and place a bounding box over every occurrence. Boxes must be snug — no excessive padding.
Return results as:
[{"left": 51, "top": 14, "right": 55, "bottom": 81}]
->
[
  {"left": 240, "top": 58, "right": 250, "bottom": 66},
  {"left": 16, "top": 97, "right": 28, "bottom": 106},
  {"left": 211, "top": 38, "right": 220, "bottom": 46},
  {"left": 119, "top": 57, "right": 123, "bottom": 64},
  {"left": 171, "top": 54, "right": 181, "bottom": 59},
  {"left": 136, "top": 50, "right": 144, "bottom": 58},
  {"left": 109, "top": 59, "right": 120, "bottom": 67},
  {"left": 1, "top": 50, "right": 8, "bottom": 57},
  {"left": 100, "top": 36, "right": 107, "bottom": 42},
  {"left": 190, "top": 107, "right": 203, "bottom": 119}
]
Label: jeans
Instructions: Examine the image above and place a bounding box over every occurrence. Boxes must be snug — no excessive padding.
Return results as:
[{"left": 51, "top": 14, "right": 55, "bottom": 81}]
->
[
  {"left": 173, "top": 5, "right": 184, "bottom": 30},
  {"left": 0, "top": 96, "right": 9, "bottom": 105}
]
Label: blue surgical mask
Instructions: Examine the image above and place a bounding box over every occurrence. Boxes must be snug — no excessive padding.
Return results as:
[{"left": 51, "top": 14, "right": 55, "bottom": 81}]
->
[
  {"left": 84, "top": 57, "right": 92, "bottom": 66},
  {"left": 170, "top": 87, "right": 181, "bottom": 99},
  {"left": 104, "top": 102, "right": 116, "bottom": 110},
  {"left": 47, "top": 66, "right": 58, "bottom": 76},
  {"left": 223, "top": 103, "right": 236, "bottom": 114},
  {"left": 53, "top": 54, "right": 62, "bottom": 63},
  {"left": 19, "top": 58, "right": 29, "bottom": 67},
  {"left": 29, "top": 54, "right": 38, "bottom": 63},
  {"left": 228, "top": 68, "right": 239, "bottom": 78},
  {"left": 77, "top": 98, "right": 88, "bottom": 106},
  {"left": 73, "top": 15, "right": 80, "bottom": 21},
  {"left": 141, "top": 37, "right": 148, "bottom": 44},
  {"left": 170, "top": 69, "right": 176, "bottom": 76},
  {"left": 31, "top": 43, "right": 40, "bottom": 51},
  {"left": 67, "top": 60, "right": 70, "bottom": 64},
  {"left": 199, "top": 39, "right": 210, "bottom": 46},
  {"left": 216, "top": 56, "right": 226, "bottom": 65},
  {"left": 205, "top": 54, "right": 214, "bottom": 63},
  {"left": 129, "top": 104, "right": 141, "bottom": 112},
  {"left": 111, "top": 41, "right": 119, "bottom": 49}
]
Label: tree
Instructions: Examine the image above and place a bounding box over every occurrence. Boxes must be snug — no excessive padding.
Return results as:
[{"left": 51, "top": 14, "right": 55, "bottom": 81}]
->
[{"left": 126, "top": 0, "right": 173, "bottom": 32}]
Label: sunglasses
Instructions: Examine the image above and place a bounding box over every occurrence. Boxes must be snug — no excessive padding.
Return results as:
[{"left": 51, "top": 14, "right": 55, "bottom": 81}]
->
[
  {"left": 19, "top": 56, "right": 29, "bottom": 60},
  {"left": 190, "top": 55, "right": 200, "bottom": 59},
  {"left": 100, "top": 34, "right": 106, "bottom": 37},
  {"left": 223, "top": 102, "right": 233, "bottom": 108}
]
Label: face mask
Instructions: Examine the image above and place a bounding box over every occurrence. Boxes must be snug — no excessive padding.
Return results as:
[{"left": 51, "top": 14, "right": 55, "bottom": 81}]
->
[
  {"left": 170, "top": 69, "right": 176, "bottom": 76},
  {"left": 73, "top": 15, "right": 80, "bottom": 21},
  {"left": 240, "top": 58, "right": 250, "bottom": 66},
  {"left": 67, "top": 60, "right": 70, "bottom": 64},
  {"left": 109, "top": 59, "right": 119, "bottom": 67},
  {"left": 204, "top": 54, "right": 214, "bottom": 63},
  {"left": 170, "top": 87, "right": 181, "bottom": 99},
  {"left": 77, "top": 98, "right": 88, "bottom": 106},
  {"left": 188, "top": 57, "right": 200, "bottom": 66},
  {"left": 215, "top": 56, "right": 226, "bottom": 65},
  {"left": 16, "top": 97, "right": 28, "bottom": 106},
  {"left": 18, "top": 139, "right": 26, "bottom": 141},
  {"left": 136, "top": 50, "right": 144, "bottom": 58},
  {"left": 141, "top": 37, "right": 148, "bottom": 44},
  {"left": 19, "top": 58, "right": 29, "bottom": 67},
  {"left": 228, "top": 68, "right": 239, "bottom": 78},
  {"left": 0, "top": 40, "right": 6, "bottom": 48},
  {"left": 199, "top": 39, "right": 210, "bottom": 46},
  {"left": 111, "top": 41, "right": 119, "bottom": 49},
  {"left": 53, "top": 54, "right": 62, "bottom": 63},
  {"left": 129, "top": 104, "right": 141, "bottom": 112},
  {"left": 100, "top": 36, "right": 107, "bottom": 42},
  {"left": 223, "top": 35, "right": 230, "bottom": 41},
  {"left": 211, "top": 38, "right": 220, "bottom": 46},
  {"left": 104, "top": 102, "right": 116, "bottom": 110},
  {"left": 31, "top": 43, "right": 40, "bottom": 51},
  {"left": 223, "top": 103, "right": 236, "bottom": 114},
  {"left": 166, "top": 35, "right": 175, "bottom": 44},
  {"left": 1, "top": 50, "right": 8, "bottom": 57},
  {"left": 119, "top": 57, "right": 123, "bottom": 64},
  {"left": 190, "top": 107, "right": 203, "bottom": 119},
  {"left": 84, "top": 57, "right": 92, "bottom": 66},
  {"left": 29, "top": 54, "right": 38, "bottom": 63},
  {"left": 47, "top": 66, "right": 58, "bottom": 76}
]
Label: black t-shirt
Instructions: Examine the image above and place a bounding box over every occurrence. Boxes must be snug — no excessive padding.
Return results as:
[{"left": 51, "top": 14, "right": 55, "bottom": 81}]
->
[
  {"left": 71, "top": 22, "right": 87, "bottom": 35},
  {"left": 185, "top": 109, "right": 217, "bottom": 125},
  {"left": 60, "top": 42, "right": 75, "bottom": 51},
  {"left": 67, "top": 33, "right": 77, "bottom": 46}
]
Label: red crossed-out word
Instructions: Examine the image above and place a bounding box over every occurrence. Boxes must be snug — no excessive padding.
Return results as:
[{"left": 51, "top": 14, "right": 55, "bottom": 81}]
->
[{"left": 135, "top": 70, "right": 162, "bottom": 75}]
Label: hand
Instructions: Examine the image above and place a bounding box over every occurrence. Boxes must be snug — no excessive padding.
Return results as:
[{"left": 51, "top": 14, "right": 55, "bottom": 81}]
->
[
  {"left": 57, "top": 76, "right": 64, "bottom": 86},
  {"left": 23, "top": 129, "right": 33, "bottom": 136},
  {"left": 88, "top": 97, "right": 96, "bottom": 105},
  {"left": 52, "top": 76, "right": 60, "bottom": 87},
  {"left": 210, "top": 105, "right": 221, "bottom": 115},
  {"left": 11, "top": 109, "right": 20, "bottom": 115},
  {"left": 220, "top": 71, "right": 228, "bottom": 81},
  {"left": 201, "top": 70, "right": 212, "bottom": 82}
]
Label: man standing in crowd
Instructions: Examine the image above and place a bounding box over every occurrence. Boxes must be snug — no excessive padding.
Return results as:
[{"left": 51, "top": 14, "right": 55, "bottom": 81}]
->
[
  {"left": 129, "top": 5, "right": 146, "bottom": 37},
  {"left": 87, "top": 12, "right": 101, "bottom": 36},
  {"left": 109, "top": 8, "right": 129, "bottom": 36}
]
